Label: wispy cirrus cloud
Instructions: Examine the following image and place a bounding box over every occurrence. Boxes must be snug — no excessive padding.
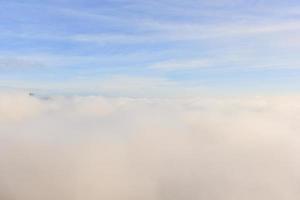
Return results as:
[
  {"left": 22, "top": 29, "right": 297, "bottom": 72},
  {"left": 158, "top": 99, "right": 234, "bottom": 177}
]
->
[
  {"left": 3, "top": 19, "right": 300, "bottom": 44},
  {"left": 150, "top": 53, "right": 300, "bottom": 71},
  {"left": 150, "top": 59, "right": 213, "bottom": 70},
  {"left": 1, "top": 0, "right": 300, "bottom": 93}
]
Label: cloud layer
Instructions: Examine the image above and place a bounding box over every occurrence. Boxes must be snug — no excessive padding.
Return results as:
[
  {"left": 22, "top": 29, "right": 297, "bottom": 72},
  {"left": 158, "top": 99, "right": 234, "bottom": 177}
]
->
[{"left": 1, "top": 92, "right": 300, "bottom": 200}]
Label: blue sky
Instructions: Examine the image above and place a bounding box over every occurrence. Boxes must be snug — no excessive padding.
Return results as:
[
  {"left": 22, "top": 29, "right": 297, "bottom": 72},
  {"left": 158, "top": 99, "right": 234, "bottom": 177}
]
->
[{"left": 1, "top": 0, "right": 300, "bottom": 96}]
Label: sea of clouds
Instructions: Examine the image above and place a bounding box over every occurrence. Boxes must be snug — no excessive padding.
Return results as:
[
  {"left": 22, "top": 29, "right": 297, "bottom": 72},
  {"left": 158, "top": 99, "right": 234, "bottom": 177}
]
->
[{"left": 1, "top": 92, "right": 300, "bottom": 200}]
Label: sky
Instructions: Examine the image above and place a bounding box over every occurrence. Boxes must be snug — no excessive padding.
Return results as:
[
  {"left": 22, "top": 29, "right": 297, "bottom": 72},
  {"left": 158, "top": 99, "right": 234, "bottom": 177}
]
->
[
  {"left": 1, "top": 0, "right": 300, "bottom": 96},
  {"left": 2, "top": 2, "right": 300, "bottom": 199}
]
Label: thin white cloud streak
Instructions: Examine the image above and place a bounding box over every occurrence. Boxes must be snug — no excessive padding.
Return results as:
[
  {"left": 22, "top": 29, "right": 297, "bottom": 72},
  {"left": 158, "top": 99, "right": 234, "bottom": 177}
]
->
[
  {"left": 150, "top": 55, "right": 300, "bottom": 70},
  {"left": 28, "top": 76, "right": 200, "bottom": 98},
  {"left": 150, "top": 59, "right": 213, "bottom": 70},
  {"left": 0, "top": 75, "right": 209, "bottom": 98},
  {"left": 58, "top": 8, "right": 121, "bottom": 22},
  {"left": 148, "top": 20, "right": 300, "bottom": 39},
  {"left": 3, "top": 18, "right": 300, "bottom": 44},
  {"left": 0, "top": 54, "right": 83, "bottom": 69},
  {"left": 0, "top": 54, "right": 100, "bottom": 70},
  {"left": 0, "top": 55, "right": 59, "bottom": 69},
  {"left": 1, "top": 49, "right": 300, "bottom": 72},
  {"left": 1, "top": 93, "right": 300, "bottom": 199},
  {"left": 0, "top": 52, "right": 157, "bottom": 69},
  {"left": 67, "top": 20, "right": 300, "bottom": 44}
]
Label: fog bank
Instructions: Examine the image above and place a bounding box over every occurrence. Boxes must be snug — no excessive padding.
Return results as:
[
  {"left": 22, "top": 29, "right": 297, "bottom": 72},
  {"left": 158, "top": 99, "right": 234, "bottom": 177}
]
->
[{"left": 1, "top": 92, "right": 300, "bottom": 200}]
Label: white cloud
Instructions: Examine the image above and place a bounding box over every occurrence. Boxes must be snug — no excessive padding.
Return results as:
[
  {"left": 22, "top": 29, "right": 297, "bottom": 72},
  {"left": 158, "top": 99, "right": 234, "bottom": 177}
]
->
[
  {"left": 0, "top": 75, "right": 207, "bottom": 98},
  {"left": 0, "top": 55, "right": 78, "bottom": 69},
  {"left": 0, "top": 56, "right": 47, "bottom": 69},
  {"left": 1, "top": 93, "right": 300, "bottom": 199},
  {"left": 65, "top": 20, "right": 300, "bottom": 45},
  {"left": 0, "top": 92, "right": 44, "bottom": 121},
  {"left": 150, "top": 51, "right": 300, "bottom": 71},
  {"left": 150, "top": 59, "right": 212, "bottom": 70}
]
